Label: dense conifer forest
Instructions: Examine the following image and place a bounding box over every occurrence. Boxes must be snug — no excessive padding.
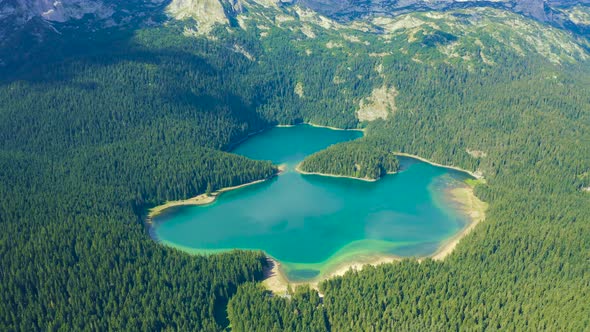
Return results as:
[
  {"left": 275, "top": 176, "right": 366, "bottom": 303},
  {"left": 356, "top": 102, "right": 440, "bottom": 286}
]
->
[
  {"left": 1, "top": 4, "right": 589, "bottom": 331},
  {"left": 299, "top": 141, "right": 399, "bottom": 180}
]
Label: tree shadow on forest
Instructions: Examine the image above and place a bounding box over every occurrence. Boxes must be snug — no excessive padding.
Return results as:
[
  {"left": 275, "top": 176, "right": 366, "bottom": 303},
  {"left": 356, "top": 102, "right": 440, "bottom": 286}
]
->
[{"left": 0, "top": 4, "right": 275, "bottom": 140}]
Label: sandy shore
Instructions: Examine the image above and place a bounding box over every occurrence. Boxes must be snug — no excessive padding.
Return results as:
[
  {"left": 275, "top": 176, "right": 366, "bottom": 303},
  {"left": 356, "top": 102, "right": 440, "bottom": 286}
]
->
[
  {"left": 430, "top": 185, "right": 488, "bottom": 260},
  {"left": 263, "top": 255, "right": 401, "bottom": 294},
  {"left": 147, "top": 165, "right": 286, "bottom": 220},
  {"left": 394, "top": 152, "right": 484, "bottom": 180},
  {"left": 263, "top": 258, "right": 291, "bottom": 294},
  {"left": 318, "top": 255, "right": 400, "bottom": 281},
  {"left": 263, "top": 166, "right": 487, "bottom": 293}
]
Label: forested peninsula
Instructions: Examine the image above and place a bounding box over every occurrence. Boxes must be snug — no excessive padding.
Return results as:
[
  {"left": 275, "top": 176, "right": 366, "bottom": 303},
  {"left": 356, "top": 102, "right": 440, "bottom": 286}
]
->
[
  {"left": 298, "top": 141, "right": 400, "bottom": 181},
  {"left": 147, "top": 164, "right": 284, "bottom": 220}
]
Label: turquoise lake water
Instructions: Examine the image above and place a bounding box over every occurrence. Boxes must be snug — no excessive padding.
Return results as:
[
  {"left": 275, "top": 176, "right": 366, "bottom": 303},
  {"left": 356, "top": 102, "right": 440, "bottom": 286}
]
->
[{"left": 152, "top": 125, "right": 472, "bottom": 281}]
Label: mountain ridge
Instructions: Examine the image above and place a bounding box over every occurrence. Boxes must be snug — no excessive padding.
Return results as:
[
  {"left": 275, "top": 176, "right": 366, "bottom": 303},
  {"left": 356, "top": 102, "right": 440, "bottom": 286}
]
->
[{"left": 2, "top": 0, "right": 588, "bottom": 38}]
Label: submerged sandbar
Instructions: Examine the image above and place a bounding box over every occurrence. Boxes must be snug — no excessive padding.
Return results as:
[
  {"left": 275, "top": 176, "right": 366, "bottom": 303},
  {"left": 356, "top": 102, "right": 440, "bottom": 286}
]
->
[{"left": 263, "top": 177, "right": 486, "bottom": 292}]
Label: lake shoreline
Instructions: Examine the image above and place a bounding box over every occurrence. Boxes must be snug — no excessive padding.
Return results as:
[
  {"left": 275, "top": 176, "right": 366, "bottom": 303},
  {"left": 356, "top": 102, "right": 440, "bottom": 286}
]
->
[
  {"left": 151, "top": 166, "right": 487, "bottom": 293},
  {"left": 226, "top": 122, "right": 362, "bottom": 151},
  {"left": 147, "top": 124, "right": 487, "bottom": 293},
  {"left": 263, "top": 254, "right": 401, "bottom": 294},
  {"left": 294, "top": 163, "right": 381, "bottom": 182},
  {"left": 294, "top": 151, "right": 480, "bottom": 184},
  {"left": 147, "top": 165, "right": 286, "bottom": 221},
  {"left": 264, "top": 164, "right": 487, "bottom": 292},
  {"left": 394, "top": 152, "right": 484, "bottom": 180},
  {"left": 430, "top": 185, "right": 488, "bottom": 260},
  {"left": 304, "top": 122, "right": 366, "bottom": 132}
]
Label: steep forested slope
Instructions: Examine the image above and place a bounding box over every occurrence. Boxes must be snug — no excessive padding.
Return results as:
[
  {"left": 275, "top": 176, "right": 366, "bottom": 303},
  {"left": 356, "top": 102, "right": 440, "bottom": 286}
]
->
[{"left": 1, "top": 1, "right": 589, "bottom": 330}]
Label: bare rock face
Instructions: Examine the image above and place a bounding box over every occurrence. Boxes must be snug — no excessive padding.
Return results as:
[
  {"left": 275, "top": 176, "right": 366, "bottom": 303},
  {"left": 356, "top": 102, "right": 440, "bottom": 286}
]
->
[
  {"left": 226, "top": 0, "right": 246, "bottom": 14},
  {"left": 357, "top": 85, "right": 397, "bottom": 122},
  {"left": 1, "top": 0, "right": 588, "bottom": 67},
  {"left": 40, "top": 0, "right": 115, "bottom": 22},
  {"left": 166, "top": 0, "right": 253, "bottom": 34},
  {"left": 1, "top": 0, "right": 168, "bottom": 27},
  {"left": 293, "top": 0, "right": 590, "bottom": 33},
  {"left": 1, "top": 0, "right": 115, "bottom": 23},
  {"left": 0, "top": 0, "right": 168, "bottom": 67},
  {"left": 3, "top": 0, "right": 588, "bottom": 40},
  {"left": 166, "top": 0, "right": 229, "bottom": 34}
]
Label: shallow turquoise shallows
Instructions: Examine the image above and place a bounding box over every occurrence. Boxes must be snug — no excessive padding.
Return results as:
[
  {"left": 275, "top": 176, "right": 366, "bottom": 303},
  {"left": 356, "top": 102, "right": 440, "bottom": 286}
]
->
[{"left": 153, "top": 125, "right": 472, "bottom": 281}]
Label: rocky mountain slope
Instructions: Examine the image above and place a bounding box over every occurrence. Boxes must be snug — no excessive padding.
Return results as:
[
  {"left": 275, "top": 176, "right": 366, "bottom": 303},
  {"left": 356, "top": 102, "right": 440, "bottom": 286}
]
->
[
  {"left": 296, "top": 0, "right": 590, "bottom": 27},
  {"left": 0, "top": 0, "right": 589, "bottom": 74},
  {"left": 3, "top": 0, "right": 588, "bottom": 30}
]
